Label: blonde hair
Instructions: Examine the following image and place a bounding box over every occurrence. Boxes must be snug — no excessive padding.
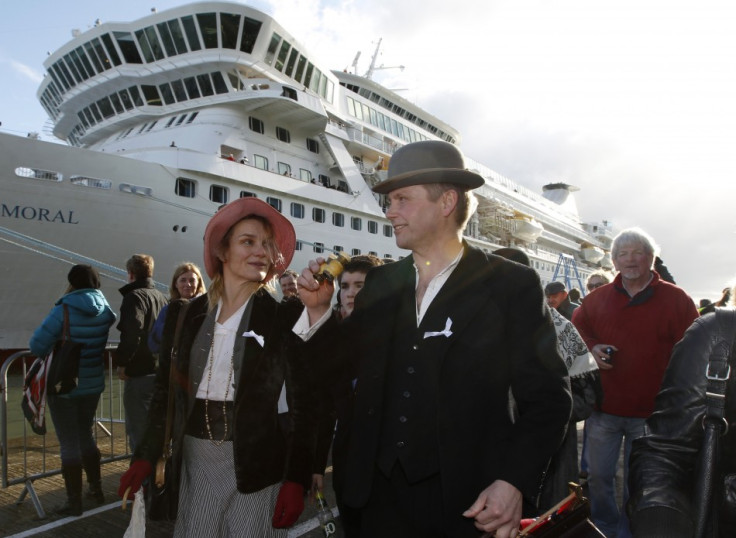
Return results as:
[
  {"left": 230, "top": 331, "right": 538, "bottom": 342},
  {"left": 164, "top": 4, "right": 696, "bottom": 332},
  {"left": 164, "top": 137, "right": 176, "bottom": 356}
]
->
[
  {"left": 169, "top": 262, "right": 206, "bottom": 299},
  {"left": 125, "top": 253, "right": 155, "bottom": 279},
  {"left": 423, "top": 183, "right": 478, "bottom": 229}
]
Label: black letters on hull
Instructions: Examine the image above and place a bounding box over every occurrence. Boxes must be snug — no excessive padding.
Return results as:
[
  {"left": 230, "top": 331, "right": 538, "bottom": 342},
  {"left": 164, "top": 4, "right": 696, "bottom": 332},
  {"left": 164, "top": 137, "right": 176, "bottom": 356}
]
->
[{"left": 1, "top": 204, "right": 78, "bottom": 224}]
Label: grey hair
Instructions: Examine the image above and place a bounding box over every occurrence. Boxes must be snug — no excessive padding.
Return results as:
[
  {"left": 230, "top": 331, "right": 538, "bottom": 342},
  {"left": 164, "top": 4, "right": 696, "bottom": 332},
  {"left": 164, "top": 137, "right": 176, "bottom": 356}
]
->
[{"left": 611, "top": 227, "right": 660, "bottom": 260}]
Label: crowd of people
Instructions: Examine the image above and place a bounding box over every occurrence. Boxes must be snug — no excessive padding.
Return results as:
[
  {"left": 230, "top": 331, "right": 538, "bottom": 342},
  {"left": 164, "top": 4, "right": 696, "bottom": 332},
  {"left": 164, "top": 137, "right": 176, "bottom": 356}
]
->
[{"left": 29, "top": 138, "right": 735, "bottom": 537}]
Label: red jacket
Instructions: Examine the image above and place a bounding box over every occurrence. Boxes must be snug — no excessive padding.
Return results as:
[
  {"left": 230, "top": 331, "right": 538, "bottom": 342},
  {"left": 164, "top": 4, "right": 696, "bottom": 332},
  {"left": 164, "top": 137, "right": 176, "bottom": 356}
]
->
[{"left": 572, "top": 271, "right": 698, "bottom": 417}]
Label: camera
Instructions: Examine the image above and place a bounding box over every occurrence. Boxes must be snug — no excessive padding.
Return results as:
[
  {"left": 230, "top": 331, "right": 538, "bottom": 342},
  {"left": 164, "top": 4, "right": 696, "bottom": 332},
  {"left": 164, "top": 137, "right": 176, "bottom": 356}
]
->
[{"left": 601, "top": 346, "right": 615, "bottom": 364}]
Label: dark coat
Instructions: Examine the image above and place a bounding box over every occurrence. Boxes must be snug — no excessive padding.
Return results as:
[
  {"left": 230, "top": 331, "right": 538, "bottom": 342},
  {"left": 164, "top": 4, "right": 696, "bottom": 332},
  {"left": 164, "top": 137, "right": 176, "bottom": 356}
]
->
[
  {"left": 135, "top": 291, "right": 314, "bottom": 503},
  {"left": 628, "top": 309, "right": 736, "bottom": 537},
  {"left": 314, "top": 245, "right": 572, "bottom": 533}
]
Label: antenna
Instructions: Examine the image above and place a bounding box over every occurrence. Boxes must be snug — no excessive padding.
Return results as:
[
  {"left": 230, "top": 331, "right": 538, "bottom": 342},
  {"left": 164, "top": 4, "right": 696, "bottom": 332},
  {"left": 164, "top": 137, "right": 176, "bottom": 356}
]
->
[
  {"left": 363, "top": 38, "right": 405, "bottom": 80},
  {"left": 350, "top": 51, "right": 361, "bottom": 74}
]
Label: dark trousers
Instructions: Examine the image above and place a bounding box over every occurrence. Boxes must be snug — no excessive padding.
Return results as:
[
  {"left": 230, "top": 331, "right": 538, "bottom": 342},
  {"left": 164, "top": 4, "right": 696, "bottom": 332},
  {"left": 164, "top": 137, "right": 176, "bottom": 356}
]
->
[
  {"left": 359, "top": 463, "right": 480, "bottom": 538},
  {"left": 47, "top": 393, "right": 101, "bottom": 466}
]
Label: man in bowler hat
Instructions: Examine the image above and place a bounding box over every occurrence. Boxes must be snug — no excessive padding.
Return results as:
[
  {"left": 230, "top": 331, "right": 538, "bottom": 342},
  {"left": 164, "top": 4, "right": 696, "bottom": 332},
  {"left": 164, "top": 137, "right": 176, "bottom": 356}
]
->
[{"left": 297, "top": 140, "right": 571, "bottom": 538}]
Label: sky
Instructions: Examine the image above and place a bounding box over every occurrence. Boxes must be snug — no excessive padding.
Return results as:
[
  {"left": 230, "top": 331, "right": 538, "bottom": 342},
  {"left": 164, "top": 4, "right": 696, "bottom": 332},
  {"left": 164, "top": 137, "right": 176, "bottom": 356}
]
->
[{"left": 1, "top": 0, "right": 735, "bottom": 301}]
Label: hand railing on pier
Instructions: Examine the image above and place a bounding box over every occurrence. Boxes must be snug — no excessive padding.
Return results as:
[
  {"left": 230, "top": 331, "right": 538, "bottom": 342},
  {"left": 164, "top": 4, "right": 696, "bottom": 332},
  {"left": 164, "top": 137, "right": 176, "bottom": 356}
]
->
[{"left": 0, "top": 345, "right": 131, "bottom": 518}]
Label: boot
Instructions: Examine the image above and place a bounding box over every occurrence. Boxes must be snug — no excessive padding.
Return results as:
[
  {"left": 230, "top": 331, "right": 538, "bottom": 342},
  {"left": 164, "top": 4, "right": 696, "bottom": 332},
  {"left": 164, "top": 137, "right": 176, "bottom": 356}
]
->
[
  {"left": 57, "top": 464, "right": 83, "bottom": 516},
  {"left": 82, "top": 449, "right": 105, "bottom": 504}
]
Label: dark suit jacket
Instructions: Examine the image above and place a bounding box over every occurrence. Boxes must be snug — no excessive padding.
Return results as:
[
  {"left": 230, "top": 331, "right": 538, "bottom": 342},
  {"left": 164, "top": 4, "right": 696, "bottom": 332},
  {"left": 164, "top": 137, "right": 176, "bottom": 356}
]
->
[
  {"left": 136, "top": 291, "right": 314, "bottom": 503},
  {"left": 329, "top": 245, "right": 571, "bottom": 532}
]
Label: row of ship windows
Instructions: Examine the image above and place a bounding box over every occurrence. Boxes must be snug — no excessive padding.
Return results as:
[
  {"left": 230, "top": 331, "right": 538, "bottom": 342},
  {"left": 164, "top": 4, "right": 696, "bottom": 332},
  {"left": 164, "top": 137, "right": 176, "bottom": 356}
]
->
[
  {"left": 43, "top": 13, "right": 262, "bottom": 102},
  {"left": 14, "top": 166, "right": 391, "bottom": 237},
  {"left": 263, "top": 32, "right": 335, "bottom": 103},
  {"left": 346, "top": 96, "right": 432, "bottom": 146},
  {"left": 296, "top": 241, "right": 395, "bottom": 260},
  {"left": 176, "top": 178, "right": 393, "bottom": 237},
  {"left": 342, "top": 86, "right": 456, "bottom": 145}
]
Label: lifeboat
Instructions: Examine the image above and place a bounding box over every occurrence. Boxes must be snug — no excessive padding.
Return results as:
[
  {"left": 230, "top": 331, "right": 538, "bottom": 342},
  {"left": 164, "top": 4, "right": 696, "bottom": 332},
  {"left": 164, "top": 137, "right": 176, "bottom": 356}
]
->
[
  {"left": 581, "top": 242, "right": 605, "bottom": 263},
  {"left": 510, "top": 211, "right": 544, "bottom": 242},
  {"left": 600, "top": 251, "right": 613, "bottom": 269}
]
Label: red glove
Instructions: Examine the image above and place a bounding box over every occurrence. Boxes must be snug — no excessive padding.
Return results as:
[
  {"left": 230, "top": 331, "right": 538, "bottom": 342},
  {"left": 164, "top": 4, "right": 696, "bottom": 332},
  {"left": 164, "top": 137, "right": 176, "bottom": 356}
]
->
[
  {"left": 272, "top": 481, "right": 304, "bottom": 528},
  {"left": 118, "top": 459, "right": 153, "bottom": 497}
]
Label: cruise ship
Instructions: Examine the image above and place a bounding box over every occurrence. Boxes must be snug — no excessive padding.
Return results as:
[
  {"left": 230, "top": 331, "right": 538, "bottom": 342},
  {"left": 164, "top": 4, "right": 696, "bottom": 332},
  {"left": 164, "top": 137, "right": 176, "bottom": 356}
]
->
[{"left": 0, "top": 1, "right": 614, "bottom": 350}]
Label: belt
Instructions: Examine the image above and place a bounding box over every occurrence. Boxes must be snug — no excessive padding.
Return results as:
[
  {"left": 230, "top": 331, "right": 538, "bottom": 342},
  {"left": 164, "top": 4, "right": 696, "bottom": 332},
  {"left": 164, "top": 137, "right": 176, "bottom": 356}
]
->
[{"left": 186, "top": 398, "right": 234, "bottom": 441}]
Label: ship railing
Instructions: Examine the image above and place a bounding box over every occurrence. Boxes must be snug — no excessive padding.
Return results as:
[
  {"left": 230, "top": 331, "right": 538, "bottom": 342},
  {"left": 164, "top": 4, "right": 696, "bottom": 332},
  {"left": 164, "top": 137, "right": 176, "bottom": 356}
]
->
[
  {"left": 0, "top": 345, "right": 131, "bottom": 518},
  {"left": 343, "top": 126, "right": 398, "bottom": 155}
]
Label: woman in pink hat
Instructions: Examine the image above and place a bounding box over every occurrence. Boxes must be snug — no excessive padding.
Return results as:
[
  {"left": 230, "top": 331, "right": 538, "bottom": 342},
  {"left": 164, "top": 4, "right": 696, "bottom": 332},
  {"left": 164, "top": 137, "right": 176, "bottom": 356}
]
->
[{"left": 118, "top": 198, "right": 314, "bottom": 537}]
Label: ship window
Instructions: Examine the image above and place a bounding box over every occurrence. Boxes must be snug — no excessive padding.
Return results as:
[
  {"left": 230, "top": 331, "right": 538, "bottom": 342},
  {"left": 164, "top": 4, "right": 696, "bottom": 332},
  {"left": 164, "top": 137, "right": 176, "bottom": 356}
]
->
[
  {"left": 83, "top": 108, "right": 95, "bottom": 126},
  {"left": 249, "top": 117, "right": 264, "bottom": 134},
  {"left": 352, "top": 248, "right": 362, "bottom": 256},
  {"left": 197, "top": 74, "right": 214, "bottom": 96},
  {"left": 145, "top": 26, "right": 165, "bottom": 61},
  {"left": 210, "top": 185, "right": 229, "bottom": 204},
  {"left": 278, "top": 162, "right": 291, "bottom": 176},
  {"left": 159, "top": 83, "right": 175, "bottom": 105},
  {"left": 295, "top": 241, "right": 303, "bottom": 251},
  {"left": 181, "top": 15, "right": 202, "bottom": 51},
  {"left": 253, "top": 154, "right": 268, "bottom": 170},
  {"left": 285, "top": 48, "right": 299, "bottom": 77},
  {"left": 228, "top": 72, "right": 244, "bottom": 91},
  {"left": 186, "top": 112, "right": 199, "bottom": 123},
  {"left": 276, "top": 127, "right": 290, "bottom": 143},
  {"left": 351, "top": 217, "right": 362, "bottom": 231},
  {"left": 15, "top": 167, "right": 62, "bottom": 182},
  {"left": 334, "top": 245, "right": 344, "bottom": 254},
  {"left": 211, "top": 72, "right": 228, "bottom": 94},
  {"left": 337, "top": 180, "right": 349, "bottom": 193},
  {"left": 313, "top": 242, "right": 324, "bottom": 254},
  {"left": 128, "top": 86, "right": 144, "bottom": 107},
  {"left": 384, "top": 254, "right": 393, "bottom": 260},
  {"left": 89, "top": 104, "right": 103, "bottom": 122},
  {"left": 197, "top": 13, "right": 218, "bottom": 49},
  {"left": 383, "top": 224, "right": 393, "bottom": 237},
  {"left": 318, "top": 174, "right": 330, "bottom": 187},
  {"left": 313, "top": 208, "right": 325, "bottom": 223},
  {"left": 74, "top": 48, "right": 94, "bottom": 79},
  {"left": 84, "top": 42, "right": 104, "bottom": 72},
  {"left": 240, "top": 17, "right": 261, "bottom": 54},
  {"left": 171, "top": 80, "right": 187, "bottom": 102},
  {"left": 240, "top": 191, "right": 257, "bottom": 198},
  {"left": 157, "top": 22, "right": 177, "bottom": 57},
  {"left": 266, "top": 197, "right": 282, "bottom": 213},
  {"left": 306, "top": 138, "right": 319, "bottom": 154},
  {"left": 220, "top": 13, "right": 240, "bottom": 49},
  {"left": 141, "top": 85, "right": 162, "bottom": 106},
  {"left": 275, "top": 40, "right": 291, "bottom": 72},
  {"left": 109, "top": 93, "right": 124, "bottom": 114},
  {"left": 176, "top": 114, "right": 187, "bottom": 126},
  {"left": 77, "top": 112, "right": 89, "bottom": 128},
  {"left": 332, "top": 213, "right": 345, "bottom": 227},
  {"left": 325, "top": 80, "right": 334, "bottom": 103},
  {"left": 100, "top": 34, "right": 122, "bottom": 66},
  {"left": 295, "top": 55, "right": 307, "bottom": 82},
  {"left": 304, "top": 63, "right": 314, "bottom": 88},
  {"left": 290, "top": 203, "right": 305, "bottom": 219},
  {"left": 184, "top": 77, "right": 201, "bottom": 99},
  {"left": 165, "top": 117, "right": 177, "bottom": 128},
  {"left": 116, "top": 32, "right": 143, "bottom": 63},
  {"left": 368, "top": 220, "right": 378, "bottom": 234},
  {"left": 310, "top": 69, "right": 322, "bottom": 93},
  {"left": 58, "top": 60, "right": 77, "bottom": 88},
  {"left": 346, "top": 97, "right": 356, "bottom": 117},
  {"left": 175, "top": 178, "right": 196, "bottom": 198},
  {"left": 70, "top": 176, "right": 112, "bottom": 189},
  {"left": 64, "top": 54, "right": 83, "bottom": 83},
  {"left": 135, "top": 29, "right": 155, "bottom": 63},
  {"left": 167, "top": 19, "right": 189, "bottom": 54},
  {"left": 264, "top": 32, "right": 281, "bottom": 66},
  {"left": 146, "top": 121, "right": 158, "bottom": 132},
  {"left": 299, "top": 169, "right": 312, "bottom": 183}
]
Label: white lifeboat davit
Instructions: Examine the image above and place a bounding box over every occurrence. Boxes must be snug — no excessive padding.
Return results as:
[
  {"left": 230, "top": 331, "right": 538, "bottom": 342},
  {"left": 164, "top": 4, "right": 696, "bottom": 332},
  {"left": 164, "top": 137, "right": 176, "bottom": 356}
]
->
[
  {"left": 581, "top": 243, "right": 605, "bottom": 263},
  {"left": 510, "top": 212, "right": 544, "bottom": 242}
]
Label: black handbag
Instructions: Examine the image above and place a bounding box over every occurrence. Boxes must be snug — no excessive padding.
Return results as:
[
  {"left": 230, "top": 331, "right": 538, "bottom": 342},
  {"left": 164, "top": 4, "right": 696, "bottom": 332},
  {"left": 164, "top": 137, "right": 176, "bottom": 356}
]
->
[
  {"left": 146, "top": 301, "right": 190, "bottom": 522},
  {"left": 46, "top": 305, "right": 83, "bottom": 395}
]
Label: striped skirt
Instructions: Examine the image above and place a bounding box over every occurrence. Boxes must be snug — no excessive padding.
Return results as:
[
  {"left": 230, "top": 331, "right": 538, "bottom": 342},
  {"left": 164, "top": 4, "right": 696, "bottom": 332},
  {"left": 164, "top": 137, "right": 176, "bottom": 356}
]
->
[{"left": 174, "top": 435, "right": 286, "bottom": 538}]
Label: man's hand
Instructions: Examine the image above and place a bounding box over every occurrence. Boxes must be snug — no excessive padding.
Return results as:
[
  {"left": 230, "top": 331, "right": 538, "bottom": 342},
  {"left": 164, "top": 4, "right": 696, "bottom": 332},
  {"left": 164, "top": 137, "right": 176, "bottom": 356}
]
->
[
  {"left": 591, "top": 344, "right": 616, "bottom": 370},
  {"left": 297, "top": 258, "right": 334, "bottom": 323},
  {"left": 462, "top": 480, "right": 522, "bottom": 538},
  {"left": 116, "top": 366, "right": 129, "bottom": 381},
  {"left": 309, "top": 473, "right": 324, "bottom": 502}
]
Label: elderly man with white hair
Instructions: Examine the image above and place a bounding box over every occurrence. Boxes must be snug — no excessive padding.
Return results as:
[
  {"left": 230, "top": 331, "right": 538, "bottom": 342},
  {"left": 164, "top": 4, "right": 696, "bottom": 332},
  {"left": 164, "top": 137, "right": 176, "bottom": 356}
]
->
[{"left": 572, "top": 227, "right": 698, "bottom": 538}]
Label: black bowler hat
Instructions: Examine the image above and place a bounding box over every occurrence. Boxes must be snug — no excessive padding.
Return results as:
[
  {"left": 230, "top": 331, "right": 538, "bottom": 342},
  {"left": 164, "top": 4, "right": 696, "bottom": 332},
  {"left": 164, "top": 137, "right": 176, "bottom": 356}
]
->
[
  {"left": 545, "top": 281, "right": 567, "bottom": 295},
  {"left": 372, "top": 140, "right": 485, "bottom": 194},
  {"left": 68, "top": 264, "right": 101, "bottom": 290}
]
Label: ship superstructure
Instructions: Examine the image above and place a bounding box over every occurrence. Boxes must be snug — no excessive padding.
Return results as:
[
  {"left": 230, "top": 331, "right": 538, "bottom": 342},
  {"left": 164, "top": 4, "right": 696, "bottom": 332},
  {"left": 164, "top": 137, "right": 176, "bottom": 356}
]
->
[{"left": 0, "top": 1, "right": 613, "bottom": 348}]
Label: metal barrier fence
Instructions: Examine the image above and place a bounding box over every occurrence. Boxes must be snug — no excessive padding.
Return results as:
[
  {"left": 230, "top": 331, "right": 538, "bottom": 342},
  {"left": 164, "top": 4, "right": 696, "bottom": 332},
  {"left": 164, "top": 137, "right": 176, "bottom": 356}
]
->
[{"left": 0, "top": 345, "right": 131, "bottom": 518}]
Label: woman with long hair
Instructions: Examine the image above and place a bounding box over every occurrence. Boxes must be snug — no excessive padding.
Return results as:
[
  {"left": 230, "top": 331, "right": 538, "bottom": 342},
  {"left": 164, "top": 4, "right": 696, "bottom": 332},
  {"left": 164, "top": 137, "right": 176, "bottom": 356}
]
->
[
  {"left": 118, "top": 198, "right": 314, "bottom": 536},
  {"left": 29, "top": 264, "right": 116, "bottom": 516}
]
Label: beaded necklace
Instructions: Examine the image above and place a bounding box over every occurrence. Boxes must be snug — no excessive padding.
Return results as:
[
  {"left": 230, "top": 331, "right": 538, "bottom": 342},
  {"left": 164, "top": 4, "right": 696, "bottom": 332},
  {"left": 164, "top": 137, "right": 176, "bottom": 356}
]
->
[{"left": 203, "top": 331, "right": 235, "bottom": 445}]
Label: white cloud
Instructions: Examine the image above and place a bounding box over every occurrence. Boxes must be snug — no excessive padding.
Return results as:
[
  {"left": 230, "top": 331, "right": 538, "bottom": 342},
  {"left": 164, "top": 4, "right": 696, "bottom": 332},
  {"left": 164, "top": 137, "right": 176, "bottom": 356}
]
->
[{"left": 8, "top": 59, "right": 43, "bottom": 83}]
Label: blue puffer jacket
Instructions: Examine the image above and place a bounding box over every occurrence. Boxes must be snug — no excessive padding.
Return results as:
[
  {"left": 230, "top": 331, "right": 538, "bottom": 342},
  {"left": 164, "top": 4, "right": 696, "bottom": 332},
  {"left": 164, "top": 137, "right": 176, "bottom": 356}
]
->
[{"left": 29, "top": 289, "right": 117, "bottom": 397}]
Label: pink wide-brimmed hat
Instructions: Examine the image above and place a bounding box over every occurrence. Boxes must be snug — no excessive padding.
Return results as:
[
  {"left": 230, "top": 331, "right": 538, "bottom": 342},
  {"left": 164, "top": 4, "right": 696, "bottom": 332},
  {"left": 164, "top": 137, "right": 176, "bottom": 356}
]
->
[{"left": 203, "top": 197, "right": 296, "bottom": 281}]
